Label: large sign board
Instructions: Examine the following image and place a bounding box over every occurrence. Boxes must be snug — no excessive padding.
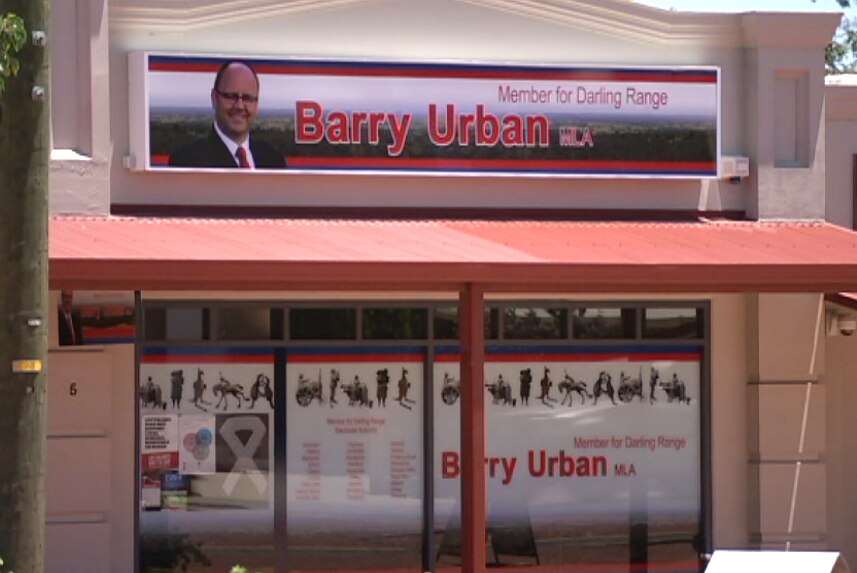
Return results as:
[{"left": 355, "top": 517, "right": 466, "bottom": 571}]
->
[{"left": 130, "top": 53, "right": 720, "bottom": 178}]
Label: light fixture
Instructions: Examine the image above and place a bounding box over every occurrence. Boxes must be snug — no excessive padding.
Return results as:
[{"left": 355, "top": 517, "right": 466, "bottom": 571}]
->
[{"left": 826, "top": 311, "right": 857, "bottom": 337}]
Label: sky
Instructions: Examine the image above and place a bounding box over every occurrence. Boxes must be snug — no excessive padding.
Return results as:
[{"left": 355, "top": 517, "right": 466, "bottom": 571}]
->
[{"left": 637, "top": 0, "right": 855, "bottom": 17}]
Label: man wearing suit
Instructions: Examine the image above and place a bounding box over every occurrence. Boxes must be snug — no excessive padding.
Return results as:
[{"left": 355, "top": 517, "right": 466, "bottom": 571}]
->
[
  {"left": 58, "top": 290, "right": 84, "bottom": 346},
  {"left": 169, "top": 60, "right": 286, "bottom": 169}
]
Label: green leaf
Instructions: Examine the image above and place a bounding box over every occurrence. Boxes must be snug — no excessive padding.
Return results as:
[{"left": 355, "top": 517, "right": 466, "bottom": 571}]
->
[{"left": 0, "top": 12, "right": 25, "bottom": 96}]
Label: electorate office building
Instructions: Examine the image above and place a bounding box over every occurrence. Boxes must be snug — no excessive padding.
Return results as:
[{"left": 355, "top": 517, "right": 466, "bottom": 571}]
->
[{"left": 45, "top": 0, "right": 857, "bottom": 572}]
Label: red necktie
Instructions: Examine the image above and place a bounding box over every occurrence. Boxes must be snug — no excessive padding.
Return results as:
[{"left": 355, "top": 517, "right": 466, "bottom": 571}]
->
[{"left": 236, "top": 147, "right": 250, "bottom": 168}]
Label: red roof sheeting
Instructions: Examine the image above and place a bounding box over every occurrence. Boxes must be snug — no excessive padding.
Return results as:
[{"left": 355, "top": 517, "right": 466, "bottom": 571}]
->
[{"left": 49, "top": 216, "right": 857, "bottom": 292}]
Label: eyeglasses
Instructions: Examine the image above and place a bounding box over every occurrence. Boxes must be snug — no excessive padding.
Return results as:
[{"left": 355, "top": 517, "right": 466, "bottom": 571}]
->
[{"left": 215, "top": 90, "right": 259, "bottom": 104}]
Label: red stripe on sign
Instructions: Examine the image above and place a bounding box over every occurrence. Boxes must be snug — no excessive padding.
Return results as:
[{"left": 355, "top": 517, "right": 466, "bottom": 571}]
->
[
  {"left": 256, "top": 67, "right": 717, "bottom": 83},
  {"left": 286, "top": 157, "right": 716, "bottom": 173},
  {"left": 487, "top": 353, "right": 702, "bottom": 362},
  {"left": 152, "top": 155, "right": 170, "bottom": 166},
  {"left": 289, "top": 354, "right": 423, "bottom": 363},
  {"left": 148, "top": 61, "right": 716, "bottom": 83},
  {"left": 148, "top": 61, "right": 221, "bottom": 73},
  {"left": 142, "top": 355, "right": 275, "bottom": 364}
]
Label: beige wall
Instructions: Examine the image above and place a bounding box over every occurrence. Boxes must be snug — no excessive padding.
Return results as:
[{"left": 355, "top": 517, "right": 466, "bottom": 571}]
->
[
  {"left": 822, "top": 323, "right": 857, "bottom": 567},
  {"left": 826, "top": 82, "right": 857, "bottom": 229},
  {"left": 43, "top": 290, "right": 857, "bottom": 569},
  {"left": 45, "top": 0, "right": 838, "bottom": 218},
  {"left": 43, "top": 0, "right": 857, "bottom": 569},
  {"left": 46, "top": 289, "right": 135, "bottom": 573},
  {"left": 710, "top": 294, "right": 751, "bottom": 548}
]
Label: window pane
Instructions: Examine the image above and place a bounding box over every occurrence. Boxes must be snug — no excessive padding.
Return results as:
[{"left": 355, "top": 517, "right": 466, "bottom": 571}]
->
[
  {"left": 502, "top": 307, "right": 568, "bottom": 339},
  {"left": 434, "top": 306, "right": 499, "bottom": 340},
  {"left": 362, "top": 308, "right": 428, "bottom": 340},
  {"left": 287, "top": 352, "right": 423, "bottom": 570},
  {"left": 216, "top": 307, "right": 276, "bottom": 340},
  {"left": 290, "top": 308, "right": 356, "bottom": 340},
  {"left": 144, "top": 308, "right": 166, "bottom": 341},
  {"left": 165, "top": 307, "right": 208, "bottom": 340},
  {"left": 139, "top": 347, "right": 275, "bottom": 573},
  {"left": 643, "top": 308, "right": 703, "bottom": 339},
  {"left": 573, "top": 307, "right": 635, "bottom": 339},
  {"left": 445, "top": 346, "right": 703, "bottom": 570}
]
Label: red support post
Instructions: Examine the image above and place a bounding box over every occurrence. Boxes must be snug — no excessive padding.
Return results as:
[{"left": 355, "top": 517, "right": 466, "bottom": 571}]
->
[{"left": 459, "top": 283, "right": 486, "bottom": 573}]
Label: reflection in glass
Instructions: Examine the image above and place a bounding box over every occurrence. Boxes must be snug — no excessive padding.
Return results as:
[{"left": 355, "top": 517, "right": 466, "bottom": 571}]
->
[
  {"left": 362, "top": 308, "right": 428, "bottom": 340},
  {"left": 503, "top": 307, "right": 568, "bottom": 339},
  {"left": 286, "top": 356, "right": 423, "bottom": 571},
  {"left": 165, "top": 307, "right": 208, "bottom": 340},
  {"left": 290, "top": 308, "right": 356, "bottom": 340},
  {"left": 216, "top": 307, "right": 275, "bottom": 340},
  {"left": 434, "top": 306, "right": 499, "bottom": 340},
  {"left": 643, "top": 308, "right": 703, "bottom": 339},
  {"left": 144, "top": 307, "right": 167, "bottom": 341},
  {"left": 573, "top": 307, "right": 636, "bottom": 339},
  {"left": 139, "top": 352, "right": 275, "bottom": 573},
  {"left": 436, "top": 349, "right": 702, "bottom": 571}
]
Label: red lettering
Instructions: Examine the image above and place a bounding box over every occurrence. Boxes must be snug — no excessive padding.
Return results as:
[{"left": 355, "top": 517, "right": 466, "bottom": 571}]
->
[
  {"left": 502, "top": 115, "right": 524, "bottom": 146},
  {"left": 527, "top": 115, "right": 550, "bottom": 146},
  {"left": 368, "top": 113, "right": 386, "bottom": 144},
  {"left": 442, "top": 451, "right": 459, "bottom": 479},
  {"left": 428, "top": 104, "right": 457, "bottom": 146},
  {"left": 475, "top": 104, "right": 500, "bottom": 146},
  {"left": 296, "top": 101, "right": 324, "bottom": 144},
  {"left": 351, "top": 111, "right": 368, "bottom": 143},
  {"left": 458, "top": 113, "right": 475, "bottom": 146},
  {"left": 327, "top": 111, "right": 349, "bottom": 144}
]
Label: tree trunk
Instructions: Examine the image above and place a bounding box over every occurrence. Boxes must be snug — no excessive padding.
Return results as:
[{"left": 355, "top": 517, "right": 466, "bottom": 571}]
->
[{"left": 0, "top": 1, "right": 50, "bottom": 572}]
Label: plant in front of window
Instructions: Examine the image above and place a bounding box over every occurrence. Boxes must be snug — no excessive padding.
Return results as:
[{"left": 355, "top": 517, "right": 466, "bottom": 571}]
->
[
  {"left": 230, "top": 566, "right": 261, "bottom": 573},
  {"left": 140, "top": 533, "right": 211, "bottom": 572},
  {"left": 0, "top": 556, "right": 15, "bottom": 573}
]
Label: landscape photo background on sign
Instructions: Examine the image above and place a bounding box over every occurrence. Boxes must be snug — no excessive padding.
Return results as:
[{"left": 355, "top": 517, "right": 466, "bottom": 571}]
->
[{"left": 147, "top": 56, "right": 718, "bottom": 175}]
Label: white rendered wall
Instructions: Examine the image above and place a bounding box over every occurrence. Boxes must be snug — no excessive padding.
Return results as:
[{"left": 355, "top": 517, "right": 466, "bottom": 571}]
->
[
  {"left": 825, "top": 81, "right": 857, "bottom": 229},
  {"left": 45, "top": 1, "right": 839, "bottom": 218},
  {"left": 103, "top": 0, "right": 761, "bottom": 213}
]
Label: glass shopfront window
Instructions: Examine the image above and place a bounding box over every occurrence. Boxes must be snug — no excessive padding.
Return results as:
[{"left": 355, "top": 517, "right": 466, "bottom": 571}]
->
[
  {"left": 573, "top": 307, "right": 636, "bottom": 339},
  {"left": 138, "top": 346, "right": 275, "bottom": 573},
  {"left": 503, "top": 307, "right": 568, "bottom": 339},
  {"left": 285, "top": 346, "right": 424, "bottom": 571},
  {"left": 139, "top": 300, "right": 707, "bottom": 573},
  {"left": 643, "top": 307, "right": 704, "bottom": 339},
  {"left": 435, "top": 343, "right": 703, "bottom": 571}
]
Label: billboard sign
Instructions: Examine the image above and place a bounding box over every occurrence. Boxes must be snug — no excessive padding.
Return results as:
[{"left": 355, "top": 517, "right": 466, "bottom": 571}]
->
[{"left": 130, "top": 53, "right": 720, "bottom": 178}]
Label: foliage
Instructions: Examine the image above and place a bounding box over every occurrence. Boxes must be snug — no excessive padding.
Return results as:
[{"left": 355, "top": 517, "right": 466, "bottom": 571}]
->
[
  {"left": 0, "top": 12, "right": 26, "bottom": 96},
  {"left": 814, "top": 0, "right": 857, "bottom": 73},
  {"left": 229, "top": 566, "right": 261, "bottom": 573},
  {"left": 139, "top": 534, "right": 212, "bottom": 572},
  {"left": 827, "top": 16, "right": 857, "bottom": 73}
]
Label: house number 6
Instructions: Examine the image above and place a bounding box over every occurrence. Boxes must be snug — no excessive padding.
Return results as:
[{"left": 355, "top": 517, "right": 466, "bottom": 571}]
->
[{"left": 69, "top": 382, "right": 78, "bottom": 396}]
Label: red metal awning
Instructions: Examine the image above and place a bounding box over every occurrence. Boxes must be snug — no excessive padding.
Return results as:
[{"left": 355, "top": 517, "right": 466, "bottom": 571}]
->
[{"left": 49, "top": 216, "right": 857, "bottom": 292}]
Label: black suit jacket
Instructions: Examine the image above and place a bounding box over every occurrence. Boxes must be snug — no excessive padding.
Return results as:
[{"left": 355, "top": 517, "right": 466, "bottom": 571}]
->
[
  {"left": 58, "top": 309, "right": 84, "bottom": 346},
  {"left": 169, "top": 128, "right": 286, "bottom": 169}
]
